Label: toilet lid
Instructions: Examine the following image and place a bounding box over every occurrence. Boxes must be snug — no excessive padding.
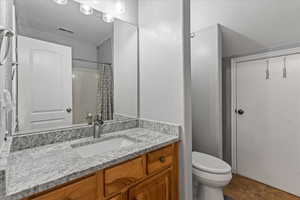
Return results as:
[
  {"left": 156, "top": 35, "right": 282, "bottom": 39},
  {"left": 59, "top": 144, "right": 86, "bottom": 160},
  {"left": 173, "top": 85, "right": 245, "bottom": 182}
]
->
[{"left": 192, "top": 152, "right": 231, "bottom": 174}]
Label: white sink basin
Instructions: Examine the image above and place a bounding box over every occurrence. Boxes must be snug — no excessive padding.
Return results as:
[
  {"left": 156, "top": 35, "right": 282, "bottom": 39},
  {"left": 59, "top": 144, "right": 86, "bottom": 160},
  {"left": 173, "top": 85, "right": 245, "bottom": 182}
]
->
[{"left": 73, "top": 136, "right": 136, "bottom": 158}]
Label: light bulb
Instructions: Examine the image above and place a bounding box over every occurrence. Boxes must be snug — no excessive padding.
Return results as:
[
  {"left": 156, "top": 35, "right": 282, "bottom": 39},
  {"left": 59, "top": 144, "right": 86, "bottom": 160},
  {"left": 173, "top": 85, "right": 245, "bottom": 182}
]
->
[
  {"left": 102, "top": 13, "right": 114, "bottom": 23},
  {"left": 92, "top": 0, "right": 100, "bottom": 4},
  {"left": 80, "top": 4, "right": 93, "bottom": 15},
  {"left": 53, "top": 0, "right": 68, "bottom": 5},
  {"left": 115, "top": 0, "right": 125, "bottom": 14}
]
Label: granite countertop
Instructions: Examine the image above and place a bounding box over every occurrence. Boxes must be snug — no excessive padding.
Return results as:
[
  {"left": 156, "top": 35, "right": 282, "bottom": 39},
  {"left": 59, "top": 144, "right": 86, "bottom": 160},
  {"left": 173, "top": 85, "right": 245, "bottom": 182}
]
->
[{"left": 4, "top": 128, "right": 179, "bottom": 200}]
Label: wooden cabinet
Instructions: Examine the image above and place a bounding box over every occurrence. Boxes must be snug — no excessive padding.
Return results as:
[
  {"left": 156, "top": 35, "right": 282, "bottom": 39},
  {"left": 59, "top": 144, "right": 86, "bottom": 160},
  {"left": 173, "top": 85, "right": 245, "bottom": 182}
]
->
[
  {"left": 29, "top": 188, "right": 65, "bottom": 200},
  {"left": 108, "top": 194, "right": 123, "bottom": 200},
  {"left": 25, "top": 143, "right": 178, "bottom": 200},
  {"left": 104, "top": 156, "right": 146, "bottom": 196},
  {"left": 128, "top": 170, "right": 172, "bottom": 200},
  {"left": 30, "top": 175, "right": 98, "bottom": 200},
  {"left": 147, "top": 145, "right": 173, "bottom": 174},
  {"left": 64, "top": 175, "right": 98, "bottom": 200}
]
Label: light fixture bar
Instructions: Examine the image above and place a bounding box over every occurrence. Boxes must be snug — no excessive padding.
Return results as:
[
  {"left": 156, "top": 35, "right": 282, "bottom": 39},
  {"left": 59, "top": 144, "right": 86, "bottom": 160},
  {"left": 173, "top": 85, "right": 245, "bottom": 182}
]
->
[
  {"left": 102, "top": 13, "right": 114, "bottom": 23},
  {"left": 80, "top": 4, "right": 93, "bottom": 15},
  {"left": 53, "top": 0, "right": 68, "bottom": 5}
]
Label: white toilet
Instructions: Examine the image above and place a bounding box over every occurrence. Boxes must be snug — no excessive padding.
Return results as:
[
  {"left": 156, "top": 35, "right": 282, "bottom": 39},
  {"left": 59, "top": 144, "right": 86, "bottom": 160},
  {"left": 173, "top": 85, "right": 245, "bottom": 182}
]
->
[{"left": 192, "top": 152, "right": 232, "bottom": 200}]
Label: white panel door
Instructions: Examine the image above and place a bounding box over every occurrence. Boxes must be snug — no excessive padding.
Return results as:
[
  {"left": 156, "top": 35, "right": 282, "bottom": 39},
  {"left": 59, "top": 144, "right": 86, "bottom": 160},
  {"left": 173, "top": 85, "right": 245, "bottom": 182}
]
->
[
  {"left": 236, "top": 55, "right": 300, "bottom": 197},
  {"left": 18, "top": 36, "right": 72, "bottom": 131}
]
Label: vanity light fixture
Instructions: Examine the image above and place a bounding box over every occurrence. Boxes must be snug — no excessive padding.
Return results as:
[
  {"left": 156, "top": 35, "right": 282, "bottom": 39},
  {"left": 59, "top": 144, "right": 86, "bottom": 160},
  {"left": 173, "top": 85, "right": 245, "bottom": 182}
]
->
[
  {"left": 92, "top": 0, "right": 100, "bottom": 4},
  {"left": 115, "top": 0, "right": 126, "bottom": 14},
  {"left": 102, "top": 13, "right": 114, "bottom": 23},
  {"left": 80, "top": 4, "right": 93, "bottom": 15},
  {"left": 53, "top": 0, "right": 68, "bottom": 5}
]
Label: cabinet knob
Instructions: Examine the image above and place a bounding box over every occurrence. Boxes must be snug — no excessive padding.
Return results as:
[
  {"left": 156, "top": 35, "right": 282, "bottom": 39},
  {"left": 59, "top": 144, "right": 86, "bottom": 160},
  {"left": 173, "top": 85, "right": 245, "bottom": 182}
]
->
[{"left": 159, "top": 156, "right": 166, "bottom": 163}]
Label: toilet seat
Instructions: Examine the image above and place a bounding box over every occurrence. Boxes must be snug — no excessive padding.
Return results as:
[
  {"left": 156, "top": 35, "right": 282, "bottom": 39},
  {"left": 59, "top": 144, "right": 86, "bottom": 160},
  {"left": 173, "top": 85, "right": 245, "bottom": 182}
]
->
[{"left": 192, "top": 152, "right": 231, "bottom": 174}]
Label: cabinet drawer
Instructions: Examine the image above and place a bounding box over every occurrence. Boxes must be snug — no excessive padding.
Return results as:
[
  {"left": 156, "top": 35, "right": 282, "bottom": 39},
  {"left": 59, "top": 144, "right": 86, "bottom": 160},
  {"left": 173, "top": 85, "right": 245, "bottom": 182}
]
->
[
  {"left": 104, "top": 156, "right": 146, "bottom": 196},
  {"left": 147, "top": 145, "right": 173, "bottom": 174},
  {"left": 30, "top": 175, "right": 97, "bottom": 200}
]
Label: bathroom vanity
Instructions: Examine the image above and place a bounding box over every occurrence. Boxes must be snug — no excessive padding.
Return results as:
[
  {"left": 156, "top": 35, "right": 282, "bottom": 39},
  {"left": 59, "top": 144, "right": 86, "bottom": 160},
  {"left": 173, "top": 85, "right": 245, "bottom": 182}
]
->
[
  {"left": 23, "top": 143, "right": 178, "bottom": 200},
  {"left": 0, "top": 119, "right": 180, "bottom": 200}
]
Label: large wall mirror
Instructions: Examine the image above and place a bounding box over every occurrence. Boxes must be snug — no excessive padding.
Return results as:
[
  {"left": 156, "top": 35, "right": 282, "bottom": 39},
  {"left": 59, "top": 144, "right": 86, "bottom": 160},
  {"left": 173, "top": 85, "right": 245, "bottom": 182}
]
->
[{"left": 12, "top": 0, "right": 138, "bottom": 134}]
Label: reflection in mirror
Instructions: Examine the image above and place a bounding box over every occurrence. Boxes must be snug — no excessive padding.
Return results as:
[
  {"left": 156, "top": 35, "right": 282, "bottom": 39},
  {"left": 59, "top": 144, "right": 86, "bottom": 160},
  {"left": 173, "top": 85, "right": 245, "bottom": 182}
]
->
[{"left": 12, "top": 0, "right": 138, "bottom": 134}]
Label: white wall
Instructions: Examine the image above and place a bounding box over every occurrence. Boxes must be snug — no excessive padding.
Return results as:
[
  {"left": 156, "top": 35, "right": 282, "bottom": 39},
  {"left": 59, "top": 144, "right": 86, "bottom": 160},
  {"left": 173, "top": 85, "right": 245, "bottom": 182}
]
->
[
  {"left": 73, "top": 0, "right": 138, "bottom": 25},
  {"left": 138, "top": 0, "right": 192, "bottom": 199},
  {"left": 139, "top": 1, "right": 183, "bottom": 124},
  {"left": 191, "top": 0, "right": 300, "bottom": 58},
  {"left": 191, "top": 25, "right": 223, "bottom": 158},
  {"left": 98, "top": 37, "right": 113, "bottom": 64},
  {"left": 113, "top": 20, "right": 138, "bottom": 118},
  {"left": 18, "top": 26, "right": 98, "bottom": 69}
]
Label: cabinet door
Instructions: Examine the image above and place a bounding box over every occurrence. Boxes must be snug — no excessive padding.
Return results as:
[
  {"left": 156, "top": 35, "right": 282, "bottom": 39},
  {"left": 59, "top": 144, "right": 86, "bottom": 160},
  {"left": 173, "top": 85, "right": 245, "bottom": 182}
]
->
[
  {"left": 30, "top": 188, "right": 65, "bottom": 200},
  {"left": 105, "top": 157, "right": 146, "bottom": 196},
  {"left": 128, "top": 169, "right": 172, "bottom": 200},
  {"left": 64, "top": 175, "right": 98, "bottom": 200},
  {"left": 108, "top": 194, "right": 123, "bottom": 200},
  {"left": 30, "top": 175, "right": 98, "bottom": 200}
]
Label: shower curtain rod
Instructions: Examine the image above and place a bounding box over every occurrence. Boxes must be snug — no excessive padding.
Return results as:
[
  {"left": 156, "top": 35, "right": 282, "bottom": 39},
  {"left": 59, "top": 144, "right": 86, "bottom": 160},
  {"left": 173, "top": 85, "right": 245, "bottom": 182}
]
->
[{"left": 72, "top": 58, "right": 112, "bottom": 65}]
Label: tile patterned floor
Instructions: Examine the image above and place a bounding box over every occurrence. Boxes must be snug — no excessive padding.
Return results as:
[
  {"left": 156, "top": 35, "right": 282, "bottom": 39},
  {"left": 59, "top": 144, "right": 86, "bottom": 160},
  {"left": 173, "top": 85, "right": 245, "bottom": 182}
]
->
[{"left": 224, "top": 174, "right": 300, "bottom": 200}]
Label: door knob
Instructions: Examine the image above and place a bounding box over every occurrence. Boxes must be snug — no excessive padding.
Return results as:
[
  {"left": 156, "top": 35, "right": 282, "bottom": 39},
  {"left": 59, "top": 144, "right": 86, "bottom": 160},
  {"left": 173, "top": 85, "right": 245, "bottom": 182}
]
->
[
  {"left": 236, "top": 109, "right": 244, "bottom": 115},
  {"left": 66, "top": 107, "right": 72, "bottom": 113}
]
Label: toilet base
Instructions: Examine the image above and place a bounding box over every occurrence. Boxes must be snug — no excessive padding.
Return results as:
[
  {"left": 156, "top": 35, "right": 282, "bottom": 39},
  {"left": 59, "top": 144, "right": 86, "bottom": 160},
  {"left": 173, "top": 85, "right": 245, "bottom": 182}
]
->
[{"left": 196, "top": 184, "right": 224, "bottom": 200}]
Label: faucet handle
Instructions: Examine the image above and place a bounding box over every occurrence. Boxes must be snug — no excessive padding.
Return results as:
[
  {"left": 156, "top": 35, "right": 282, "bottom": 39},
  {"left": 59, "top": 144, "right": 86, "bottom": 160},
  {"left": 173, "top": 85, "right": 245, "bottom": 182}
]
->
[
  {"left": 94, "top": 114, "right": 100, "bottom": 121},
  {"left": 95, "top": 113, "right": 104, "bottom": 125},
  {"left": 99, "top": 113, "right": 103, "bottom": 121},
  {"left": 86, "top": 113, "right": 93, "bottom": 125}
]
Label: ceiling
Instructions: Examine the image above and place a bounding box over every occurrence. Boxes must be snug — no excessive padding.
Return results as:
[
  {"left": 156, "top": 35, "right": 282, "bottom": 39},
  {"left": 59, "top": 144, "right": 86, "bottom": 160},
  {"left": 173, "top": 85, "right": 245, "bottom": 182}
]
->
[
  {"left": 191, "top": 0, "right": 300, "bottom": 58},
  {"left": 15, "top": 0, "right": 113, "bottom": 45}
]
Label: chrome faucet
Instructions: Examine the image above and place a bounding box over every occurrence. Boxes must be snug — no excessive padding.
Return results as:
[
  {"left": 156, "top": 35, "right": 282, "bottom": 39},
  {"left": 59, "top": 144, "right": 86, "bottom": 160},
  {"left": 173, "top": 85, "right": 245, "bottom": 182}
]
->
[{"left": 93, "top": 114, "right": 104, "bottom": 138}]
